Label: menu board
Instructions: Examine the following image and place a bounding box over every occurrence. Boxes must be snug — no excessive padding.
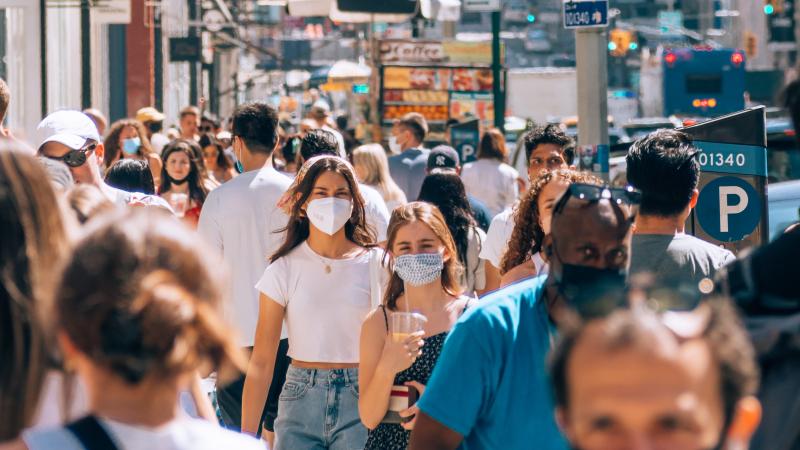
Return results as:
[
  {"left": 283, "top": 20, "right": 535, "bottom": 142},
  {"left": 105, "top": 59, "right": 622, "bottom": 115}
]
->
[
  {"left": 451, "top": 68, "right": 493, "bottom": 92},
  {"left": 450, "top": 92, "right": 495, "bottom": 124},
  {"left": 383, "top": 67, "right": 452, "bottom": 90}
]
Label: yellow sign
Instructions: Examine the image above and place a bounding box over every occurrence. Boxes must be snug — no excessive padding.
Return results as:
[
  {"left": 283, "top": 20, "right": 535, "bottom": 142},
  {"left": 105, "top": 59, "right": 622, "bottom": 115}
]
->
[{"left": 442, "top": 41, "right": 494, "bottom": 65}]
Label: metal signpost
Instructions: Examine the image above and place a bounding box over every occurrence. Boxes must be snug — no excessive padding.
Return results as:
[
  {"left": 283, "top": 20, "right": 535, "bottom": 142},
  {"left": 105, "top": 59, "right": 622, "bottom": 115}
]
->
[
  {"left": 681, "top": 107, "right": 769, "bottom": 254},
  {"left": 564, "top": 0, "right": 610, "bottom": 180}
]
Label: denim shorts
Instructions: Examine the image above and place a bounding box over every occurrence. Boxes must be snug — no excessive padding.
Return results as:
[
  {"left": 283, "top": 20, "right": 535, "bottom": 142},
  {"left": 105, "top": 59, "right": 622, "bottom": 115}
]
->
[{"left": 274, "top": 366, "right": 367, "bottom": 450}]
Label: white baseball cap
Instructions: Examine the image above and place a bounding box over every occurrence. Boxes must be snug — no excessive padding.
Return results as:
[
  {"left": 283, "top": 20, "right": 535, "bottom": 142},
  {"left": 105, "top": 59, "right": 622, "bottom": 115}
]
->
[{"left": 36, "top": 110, "right": 101, "bottom": 150}]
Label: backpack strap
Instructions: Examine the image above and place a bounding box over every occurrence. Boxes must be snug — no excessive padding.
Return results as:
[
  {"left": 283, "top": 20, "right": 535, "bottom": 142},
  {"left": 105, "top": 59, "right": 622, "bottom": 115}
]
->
[{"left": 66, "top": 416, "right": 119, "bottom": 450}]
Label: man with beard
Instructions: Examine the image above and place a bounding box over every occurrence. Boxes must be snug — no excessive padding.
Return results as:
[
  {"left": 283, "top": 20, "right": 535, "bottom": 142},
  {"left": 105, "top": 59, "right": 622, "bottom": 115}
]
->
[{"left": 409, "top": 183, "right": 639, "bottom": 449}]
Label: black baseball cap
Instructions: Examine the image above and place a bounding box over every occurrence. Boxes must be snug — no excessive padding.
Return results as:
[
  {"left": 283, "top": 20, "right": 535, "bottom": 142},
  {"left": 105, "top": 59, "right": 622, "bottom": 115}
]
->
[{"left": 427, "top": 145, "right": 460, "bottom": 170}]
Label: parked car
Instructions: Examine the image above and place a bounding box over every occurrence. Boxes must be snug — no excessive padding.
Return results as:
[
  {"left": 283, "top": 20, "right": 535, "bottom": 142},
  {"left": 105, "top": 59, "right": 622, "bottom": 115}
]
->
[{"left": 768, "top": 179, "right": 800, "bottom": 241}]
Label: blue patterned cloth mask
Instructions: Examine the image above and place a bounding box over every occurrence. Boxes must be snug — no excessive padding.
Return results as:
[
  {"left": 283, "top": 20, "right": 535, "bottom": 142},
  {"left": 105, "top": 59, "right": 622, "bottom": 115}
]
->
[{"left": 394, "top": 252, "right": 444, "bottom": 286}]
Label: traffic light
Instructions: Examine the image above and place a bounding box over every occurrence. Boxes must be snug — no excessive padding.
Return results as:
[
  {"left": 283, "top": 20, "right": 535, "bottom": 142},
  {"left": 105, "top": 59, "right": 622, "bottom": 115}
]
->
[
  {"left": 527, "top": 13, "right": 536, "bottom": 23},
  {"left": 609, "top": 29, "right": 635, "bottom": 57},
  {"left": 764, "top": 0, "right": 784, "bottom": 14},
  {"left": 744, "top": 31, "right": 757, "bottom": 58}
]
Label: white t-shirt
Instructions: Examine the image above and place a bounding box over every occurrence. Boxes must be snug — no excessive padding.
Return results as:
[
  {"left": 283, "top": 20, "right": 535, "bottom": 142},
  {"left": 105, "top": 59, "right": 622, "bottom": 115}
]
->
[
  {"left": 255, "top": 243, "right": 382, "bottom": 363},
  {"left": 23, "top": 416, "right": 264, "bottom": 450},
  {"left": 461, "top": 159, "right": 520, "bottom": 217},
  {"left": 480, "top": 207, "right": 515, "bottom": 269},
  {"left": 197, "top": 165, "right": 292, "bottom": 346},
  {"left": 462, "top": 226, "right": 487, "bottom": 295},
  {"left": 359, "top": 183, "right": 390, "bottom": 242},
  {"left": 150, "top": 133, "right": 170, "bottom": 155}
]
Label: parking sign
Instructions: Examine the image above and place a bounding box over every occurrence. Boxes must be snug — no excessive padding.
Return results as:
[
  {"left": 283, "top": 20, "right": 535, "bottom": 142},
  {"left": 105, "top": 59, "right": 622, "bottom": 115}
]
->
[
  {"left": 681, "top": 107, "right": 768, "bottom": 253},
  {"left": 450, "top": 119, "right": 481, "bottom": 164},
  {"left": 563, "top": 0, "right": 608, "bottom": 29}
]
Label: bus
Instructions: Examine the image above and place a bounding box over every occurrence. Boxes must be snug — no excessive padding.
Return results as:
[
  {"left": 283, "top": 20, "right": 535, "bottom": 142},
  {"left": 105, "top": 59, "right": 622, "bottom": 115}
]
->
[{"left": 662, "top": 47, "right": 746, "bottom": 117}]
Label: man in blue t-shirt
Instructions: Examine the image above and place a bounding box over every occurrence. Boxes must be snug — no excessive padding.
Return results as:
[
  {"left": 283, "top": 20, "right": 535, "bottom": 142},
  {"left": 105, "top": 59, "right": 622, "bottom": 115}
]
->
[{"left": 409, "top": 185, "right": 636, "bottom": 450}]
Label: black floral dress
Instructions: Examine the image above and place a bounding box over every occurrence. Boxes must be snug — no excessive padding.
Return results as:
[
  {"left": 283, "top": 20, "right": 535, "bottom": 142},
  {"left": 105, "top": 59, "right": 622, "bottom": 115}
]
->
[{"left": 364, "top": 302, "right": 468, "bottom": 450}]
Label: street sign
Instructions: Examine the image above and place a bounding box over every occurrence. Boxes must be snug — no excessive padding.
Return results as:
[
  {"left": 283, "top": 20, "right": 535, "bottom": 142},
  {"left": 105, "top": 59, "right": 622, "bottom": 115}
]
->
[
  {"left": 563, "top": 0, "right": 608, "bottom": 29},
  {"left": 464, "top": 0, "right": 501, "bottom": 12},
  {"left": 681, "top": 107, "right": 768, "bottom": 253},
  {"left": 450, "top": 119, "right": 481, "bottom": 164},
  {"left": 91, "top": 0, "right": 131, "bottom": 25},
  {"left": 696, "top": 176, "right": 763, "bottom": 242},
  {"left": 658, "top": 11, "right": 683, "bottom": 35},
  {"left": 169, "top": 37, "right": 202, "bottom": 63},
  {"left": 202, "top": 10, "right": 226, "bottom": 33}
]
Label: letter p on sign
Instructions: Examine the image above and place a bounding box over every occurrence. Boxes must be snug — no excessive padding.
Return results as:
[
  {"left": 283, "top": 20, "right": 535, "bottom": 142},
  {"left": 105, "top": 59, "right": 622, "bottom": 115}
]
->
[{"left": 718, "top": 186, "right": 748, "bottom": 233}]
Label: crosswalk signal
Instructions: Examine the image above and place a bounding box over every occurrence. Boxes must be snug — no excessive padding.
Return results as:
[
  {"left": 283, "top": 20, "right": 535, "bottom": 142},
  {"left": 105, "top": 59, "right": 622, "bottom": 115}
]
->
[
  {"left": 609, "top": 29, "right": 634, "bottom": 57},
  {"left": 764, "top": 0, "right": 784, "bottom": 14}
]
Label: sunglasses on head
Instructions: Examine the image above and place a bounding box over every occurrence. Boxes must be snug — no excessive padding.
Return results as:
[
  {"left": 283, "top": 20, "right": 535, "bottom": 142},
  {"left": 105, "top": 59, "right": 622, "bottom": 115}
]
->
[
  {"left": 553, "top": 183, "right": 642, "bottom": 220},
  {"left": 43, "top": 141, "right": 97, "bottom": 168}
]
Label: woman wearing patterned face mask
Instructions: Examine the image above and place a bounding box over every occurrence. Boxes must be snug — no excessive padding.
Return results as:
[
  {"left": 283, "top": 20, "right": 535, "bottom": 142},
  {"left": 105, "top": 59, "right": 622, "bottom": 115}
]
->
[
  {"left": 242, "top": 155, "right": 382, "bottom": 450},
  {"left": 103, "top": 119, "right": 163, "bottom": 186},
  {"left": 358, "top": 202, "right": 471, "bottom": 450}
]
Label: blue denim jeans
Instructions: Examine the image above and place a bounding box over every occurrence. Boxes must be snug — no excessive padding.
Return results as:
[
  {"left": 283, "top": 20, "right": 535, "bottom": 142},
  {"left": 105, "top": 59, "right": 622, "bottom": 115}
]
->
[{"left": 274, "top": 366, "right": 367, "bottom": 450}]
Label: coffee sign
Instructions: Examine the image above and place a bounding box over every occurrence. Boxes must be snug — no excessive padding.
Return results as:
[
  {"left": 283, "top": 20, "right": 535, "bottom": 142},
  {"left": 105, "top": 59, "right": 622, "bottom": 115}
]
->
[{"left": 379, "top": 40, "right": 447, "bottom": 63}]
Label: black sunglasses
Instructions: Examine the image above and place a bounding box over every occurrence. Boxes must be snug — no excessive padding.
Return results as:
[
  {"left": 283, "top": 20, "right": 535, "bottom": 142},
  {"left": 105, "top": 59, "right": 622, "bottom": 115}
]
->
[
  {"left": 43, "top": 141, "right": 97, "bottom": 168},
  {"left": 569, "top": 278, "right": 711, "bottom": 337},
  {"left": 553, "top": 183, "right": 642, "bottom": 219}
]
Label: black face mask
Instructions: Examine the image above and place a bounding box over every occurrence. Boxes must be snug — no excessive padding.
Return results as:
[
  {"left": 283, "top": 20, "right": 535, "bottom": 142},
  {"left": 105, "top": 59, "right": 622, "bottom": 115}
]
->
[
  {"left": 554, "top": 262, "right": 627, "bottom": 318},
  {"left": 166, "top": 174, "right": 189, "bottom": 185}
]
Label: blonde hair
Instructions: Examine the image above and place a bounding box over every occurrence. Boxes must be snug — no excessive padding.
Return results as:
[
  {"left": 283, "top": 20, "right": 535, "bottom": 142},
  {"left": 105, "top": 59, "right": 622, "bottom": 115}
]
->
[{"left": 352, "top": 144, "right": 406, "bottom": 205}]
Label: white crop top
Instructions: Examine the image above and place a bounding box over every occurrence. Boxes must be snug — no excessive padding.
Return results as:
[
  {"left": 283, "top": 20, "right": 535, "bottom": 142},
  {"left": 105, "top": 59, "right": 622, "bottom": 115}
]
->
[{"left": 256, "top": 242, "right": 383, "bottom": 363}]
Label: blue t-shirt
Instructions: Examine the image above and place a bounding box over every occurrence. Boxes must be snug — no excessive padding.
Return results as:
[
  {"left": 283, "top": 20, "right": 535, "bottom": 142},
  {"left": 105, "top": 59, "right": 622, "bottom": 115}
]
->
[
  {"left": 388, "top": 148, "right": 430, "bottom": 201},
  {"left": 416, "top": 275, "right": 567, "bottom": 450}
]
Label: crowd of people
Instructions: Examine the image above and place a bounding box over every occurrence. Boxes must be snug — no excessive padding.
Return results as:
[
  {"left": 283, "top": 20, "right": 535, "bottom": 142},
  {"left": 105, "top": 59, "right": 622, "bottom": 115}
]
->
[{"left": 1, "top": 71, "right": 799, "bottom": 450}]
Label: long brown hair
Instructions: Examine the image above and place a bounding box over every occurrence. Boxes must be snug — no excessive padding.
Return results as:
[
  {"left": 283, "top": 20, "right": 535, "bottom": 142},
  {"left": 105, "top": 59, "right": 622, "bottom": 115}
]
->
[
  {"left": 271, "top": 156, "right": 376, "bottom": 263},
  {"left": 56, "top": 209, "right": 245, "bottom": 385},
  {"left": 159, "top": 139, "right": 208, "bottom": 206},
  {"left": 0, "top": 145, "right": 71, "bottom": 440},
  {"left": 500, "top": 169, "right": 601, "bottom": 274},
  {"left": 477, "top": 128, "right": 508, "bottom": 162},
  {"left": 103, "top": 118, "right": 155, "bottom": 168},
  {"left": 383, "top": 202, "right": 463, "bottom": 311}
]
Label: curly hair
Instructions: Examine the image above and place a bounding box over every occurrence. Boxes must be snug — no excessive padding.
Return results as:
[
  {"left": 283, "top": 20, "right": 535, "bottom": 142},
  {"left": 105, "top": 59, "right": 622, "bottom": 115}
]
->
[
  {"left": 522, "top": 123, "right": 573, "bottom": 163},
  {"left": 500, "top": 169, "right": 601, "bottom": 274},
  {"left": 103, "top": 119, "right": 155, "bottom": 168}
]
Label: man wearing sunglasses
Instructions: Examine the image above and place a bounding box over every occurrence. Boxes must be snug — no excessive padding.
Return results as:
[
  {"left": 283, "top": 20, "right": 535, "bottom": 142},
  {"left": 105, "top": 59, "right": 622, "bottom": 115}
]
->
[
  {"left": 549, "top": 298, "right": 762, "bottom": 450},
  {"left": 37, "top": 110, "right": 171, "bottom": 210},
  {"left": 409, "top": 183, "right": 636, "bottom": 450},
  {"left": 626, "top": 130, "right": 735, "bottom": 287}
]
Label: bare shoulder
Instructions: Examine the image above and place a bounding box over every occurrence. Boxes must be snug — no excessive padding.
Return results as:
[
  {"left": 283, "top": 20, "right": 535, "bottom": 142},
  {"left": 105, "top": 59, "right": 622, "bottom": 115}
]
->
[{"left": 362, "top": 306, "right": 389, "bottom": 336}]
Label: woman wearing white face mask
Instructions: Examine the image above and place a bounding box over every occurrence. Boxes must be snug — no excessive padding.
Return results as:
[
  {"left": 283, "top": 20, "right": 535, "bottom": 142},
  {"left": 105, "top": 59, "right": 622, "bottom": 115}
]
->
[
  {"left": 359, "top": 202, "right": 471, "bottom": 450},
  {"left": 242, "top": 155, "right": 381, "bottom": 449}
]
